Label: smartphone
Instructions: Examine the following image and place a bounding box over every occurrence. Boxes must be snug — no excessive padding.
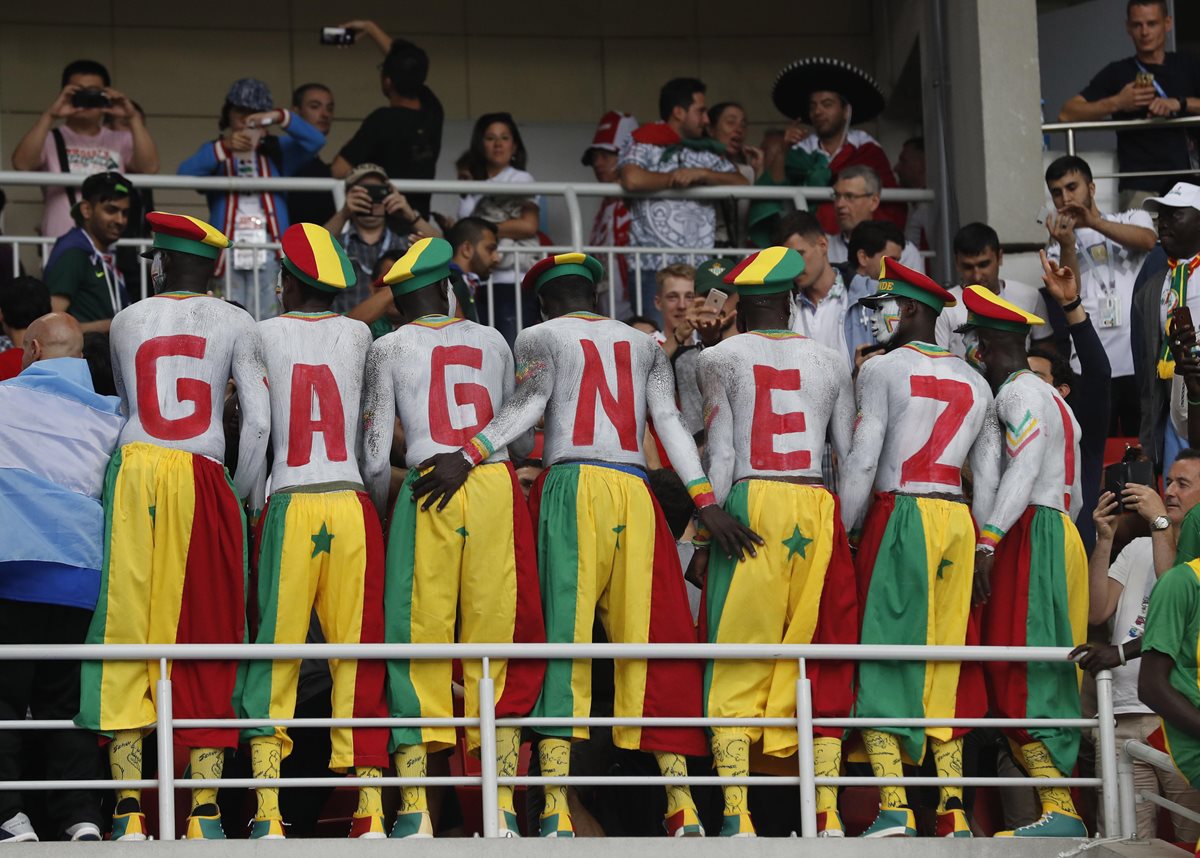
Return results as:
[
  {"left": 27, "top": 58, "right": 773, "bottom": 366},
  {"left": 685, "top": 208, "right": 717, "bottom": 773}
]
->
[
  {"left": 1172, "top": 305, "right": 1195, "bottom": 334},
  {"left": 320, "top": 26, "right": 355, "bottom": 46},
  {"left": 1136, "top": 71, "right": 1155, "bottom": 87},
  {"left": 365, "top": 184, "right": 391, "bottom": 204},
  {"left": 243, "top": 127, "right": 264, "bottom": 149},
  {"left": 1035, "top": 203, "right": 1055, "bottom": 227},
  {"left": 72, "top": 87, "right": 111, "bottom": 109},
  {"left": 704, "top": 288, "right": 729, "bottom": 314}
]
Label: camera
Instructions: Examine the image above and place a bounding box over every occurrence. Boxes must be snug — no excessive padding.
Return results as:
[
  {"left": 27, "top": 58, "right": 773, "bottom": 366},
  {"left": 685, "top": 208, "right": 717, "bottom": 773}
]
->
[
  {"left": 320, "top": 27, "right": 355, "bottom": 46},
  {"left": 72, "top": 87, "right": 111, "bottom": 109},
  {"left": 1103, "top": 446, "right": 1155, "bottom": 505},
  {"left": 364, "top": 184, "right": 391, "bottom": 204}
]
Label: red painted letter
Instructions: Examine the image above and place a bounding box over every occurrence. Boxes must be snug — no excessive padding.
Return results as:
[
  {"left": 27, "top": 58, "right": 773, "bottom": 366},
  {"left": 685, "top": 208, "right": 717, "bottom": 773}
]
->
[
  {"left": 750, "top": 364, "right": 810, "bottom": 470},
  {"left": 900, "top": 375, "right": 973, "bottom": 486},
  {"left": 428, "top": 345, "right": 494, "bottom": 446},
  {"left": 573, "top": 340, "right": 638, "bottom": 452},
  {"left": 288, "top": 364, "right": 347, "bottom": 466},
  {"left": 134, "top": 335, "right": 211, "bottom": 441}
]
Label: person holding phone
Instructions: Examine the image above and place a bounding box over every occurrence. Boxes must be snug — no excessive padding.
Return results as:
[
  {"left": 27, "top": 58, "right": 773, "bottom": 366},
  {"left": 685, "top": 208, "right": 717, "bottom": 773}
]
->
[{"left": 10, "top": 59, "right": 158, "bottom": 240}]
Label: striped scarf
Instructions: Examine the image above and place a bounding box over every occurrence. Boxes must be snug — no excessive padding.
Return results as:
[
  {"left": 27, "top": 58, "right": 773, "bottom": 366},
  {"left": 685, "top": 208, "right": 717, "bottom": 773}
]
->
[{"left": 1159, "top": 256, "right": 1200, "bottom": 379}]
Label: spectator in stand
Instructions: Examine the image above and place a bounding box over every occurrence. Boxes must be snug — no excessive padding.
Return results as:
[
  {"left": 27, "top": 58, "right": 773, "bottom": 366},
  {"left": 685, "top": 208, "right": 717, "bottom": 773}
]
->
[
  {"left": 1043, "top": 155, "right": 1157, "bottom": 437},
  {"left": 826, "top": 165, "right": 924, "bottom": 272},
  {"left": 707, "top": 101, "right": 763, "bottom": 248},
  {"left": 619, "top": 77, "right": 746, "bottom": 325},
  {"left": 626, "top": 315, "right": 659, "bottom": 336},
  {"left": 1070, "top": 469, "right": 1200, "bottom": 841},
  {"left": 895, "top": 137, "right": 933, "bottom": 252},
  {"left": 1133, "top": 182, "right": 1200, "bottom": 474},
  {"left": 1058, "top": 0, "right": 1200, "bottom": 210},
  {"left": 846, "top": 219, "right": 905, "bottom": 282},
  {"left": 323, "top": 163, "right": 430, "bottom": 311},
  {"left": 44, "top": 172, "right": 132, "bottom": 334},
  {"left": 936, "top": 222, "right": 1054, "bottom": 357},
  {"left": 777, "top": 210, "right": 872, "bottom": 371},
  {"left": 583, "top": 111, "right": 638, "bottom": 320},
  {"left": 0, "top": 312, "right": 123, "bottom": 844},
  {"left": 333, "top": 20, "right": 443, "bottom": 220},
  {"left": 10, "top": 59, "right": 158, "bottom": 240},
  {"left": 446, "top": 216, "right": 501, "bottom": 324},
  {"left": 458, "top": 112, "right": 540, "bottom": 345},
  {"left": 288, "top": 83, "right": 338, "bottom": 228},
  {"left": 758, "top": 57, "right": 904, "bottom": 238},
  {"left": 0, "top": 277, "right": 51, "bottom": 381},
  {"left": 103, "top": 102, "right": 154, "bottom": 297},
  {"left": 179, "top": 78, "right": 325, "bottom": 319},
  {"left": 673, "top": 257, "right": 739, "bottom": 440},
  {"left": 346, "top": 249, "right": 407, "bottom": 341},
  {"left": 653, "top": 264, "right": 696, "bottom": 358}
]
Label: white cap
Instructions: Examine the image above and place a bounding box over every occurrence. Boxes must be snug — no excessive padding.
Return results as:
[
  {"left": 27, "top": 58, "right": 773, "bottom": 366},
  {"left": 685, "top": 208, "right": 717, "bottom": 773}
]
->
[
  {"left": 581, "top": 111, "right": 638, "bottom": 165},
  {"left": 1143, "top": 182, "right": 1200, "bottom": 212}
]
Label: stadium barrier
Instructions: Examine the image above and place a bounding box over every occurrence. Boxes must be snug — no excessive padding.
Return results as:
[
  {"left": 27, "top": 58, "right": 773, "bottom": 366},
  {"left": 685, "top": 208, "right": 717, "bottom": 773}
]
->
[{"left": 1041, "top": 114, "right": 1200, "bottom": 182}]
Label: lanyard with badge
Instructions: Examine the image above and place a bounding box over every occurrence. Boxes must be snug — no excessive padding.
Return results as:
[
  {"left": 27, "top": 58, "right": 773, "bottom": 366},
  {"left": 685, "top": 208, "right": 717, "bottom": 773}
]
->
[
  {"left": 1077, "top": 234, "right": 1122, "bottom": 328},
  {"left": 84, "top": 231, "right": 121, "bottom": 315}
]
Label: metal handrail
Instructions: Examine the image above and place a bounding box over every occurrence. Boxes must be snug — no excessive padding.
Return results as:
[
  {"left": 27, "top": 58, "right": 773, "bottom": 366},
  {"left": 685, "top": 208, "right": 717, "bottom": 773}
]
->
[
  {"left": 1118, "top": 738, "right": 1200, "bottom": 839},
  {"left": 1040, "top": 114, "right": 1200, "bottom": 181}
]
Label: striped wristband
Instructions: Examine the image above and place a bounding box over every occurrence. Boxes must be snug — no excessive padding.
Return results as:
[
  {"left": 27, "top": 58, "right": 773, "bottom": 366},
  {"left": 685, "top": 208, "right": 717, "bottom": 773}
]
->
[
  {"left": 686, "top": 477, "right": 717, "bottom": 509},
  {"left": 977, "top": 524, "right": 1005, "bottom": 551},
  {"left": 460, "top": 435, "right": 494, "bottom": 466}
]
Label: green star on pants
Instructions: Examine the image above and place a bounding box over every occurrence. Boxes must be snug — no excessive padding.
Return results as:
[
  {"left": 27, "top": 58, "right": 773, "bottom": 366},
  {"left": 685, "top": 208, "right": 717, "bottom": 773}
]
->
[
  {"left": 937, "top": 558, "right": 953, "bottom": 579},
  {"left": 311, "top": 523, "right": 335, "bottom": 557},
  {"left": 782, "top": 525, "right": 812, "bottom": 560},
  {"left": 613, "top": 524, "right": 626, "bottom": 549}
]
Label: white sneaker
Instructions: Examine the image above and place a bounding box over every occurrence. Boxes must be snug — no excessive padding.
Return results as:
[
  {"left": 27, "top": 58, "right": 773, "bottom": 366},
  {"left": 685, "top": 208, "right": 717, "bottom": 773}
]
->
[
  {"left": 0, "top": 812, "right": 37, "bottom": 843},
  {"left": 66, "top": 822, "right": 102, "bottom": 841}
]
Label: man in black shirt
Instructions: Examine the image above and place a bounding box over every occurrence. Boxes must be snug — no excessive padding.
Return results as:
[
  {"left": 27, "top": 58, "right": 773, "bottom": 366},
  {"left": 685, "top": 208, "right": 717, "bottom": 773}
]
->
[
  {"left": 1059, "top": 0, "right": 1200, "bottom": 210},
  {"left": 287, "top": 82, "right": 337, "bottom": 227},
  {"left": 331, "top": 19, "right": 443, "bottom": 220}
]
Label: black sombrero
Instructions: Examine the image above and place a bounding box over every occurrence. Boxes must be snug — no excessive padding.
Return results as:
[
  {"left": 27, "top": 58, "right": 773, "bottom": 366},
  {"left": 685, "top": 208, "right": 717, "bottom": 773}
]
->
[{"left": 772, "top": 57, "right": 885, "bottom": 124}]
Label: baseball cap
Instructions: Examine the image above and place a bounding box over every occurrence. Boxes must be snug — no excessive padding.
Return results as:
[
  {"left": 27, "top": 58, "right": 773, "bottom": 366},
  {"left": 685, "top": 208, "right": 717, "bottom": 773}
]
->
[
  {"left": 1143, "top": 182, "right": 1200, "bottom": 213},
  {"left": 226, "top": 78, "right": 273, "bottom": 112},
  {"left": 343, "top": 163, "right": 391, "bottom": 189},
  {"left": 581, "top": 111, "right": 638, "bottom": 166},
  {"left": 70, "top": 171, "right": 132, "bottom": 224}
]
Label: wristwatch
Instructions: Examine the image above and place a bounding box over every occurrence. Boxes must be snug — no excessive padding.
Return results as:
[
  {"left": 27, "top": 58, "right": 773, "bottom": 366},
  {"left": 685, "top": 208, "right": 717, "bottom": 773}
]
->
[{"left": 1150, "top": 515, "right": 1171, "bottom": 532}]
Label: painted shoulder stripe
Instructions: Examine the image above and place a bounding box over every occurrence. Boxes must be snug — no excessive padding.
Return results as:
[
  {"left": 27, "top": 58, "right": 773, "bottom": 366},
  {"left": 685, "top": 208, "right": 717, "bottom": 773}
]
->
[
  {"left": 1004, "top": 409, "right": 1040, "bottom": 456},
  {"left": 903, "top": 342, "right": 952, "bottom": 358},
  {"left": 751, "top": 329, "right": 802, "bottom": 340},
  {"left": 413, "top": 315, "right": 462, "bottom": 329}
]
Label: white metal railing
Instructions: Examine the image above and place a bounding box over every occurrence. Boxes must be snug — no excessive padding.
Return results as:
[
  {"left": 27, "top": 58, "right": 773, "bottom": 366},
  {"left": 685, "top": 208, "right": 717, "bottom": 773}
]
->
[
  {"left": 1041, "top": 114, "right": 1200, "bottom": 182},
  {"left": 1119, "top": 738, "right": 1200, "bottom": 841},
  {"left": 0, "top": 642, "right": 1119, "bottom": 841}
]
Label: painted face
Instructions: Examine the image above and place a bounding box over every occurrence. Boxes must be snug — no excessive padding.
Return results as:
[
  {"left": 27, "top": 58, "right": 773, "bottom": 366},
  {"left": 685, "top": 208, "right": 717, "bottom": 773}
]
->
[
  {"left": 150, "top": 252, "right": 166, "bottom": 290},
  {"left": 869, "top": 298, "right": 902, "bottom": 344},
  {"left": 962, "top": 330, "right": 986, "bottom": 373}
]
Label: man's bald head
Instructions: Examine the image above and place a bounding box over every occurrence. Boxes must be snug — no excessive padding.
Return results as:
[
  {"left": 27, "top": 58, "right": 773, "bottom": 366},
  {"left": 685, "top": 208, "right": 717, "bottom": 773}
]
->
[{"left": 22, "top": 312, "right": 84, "bottom": 371}]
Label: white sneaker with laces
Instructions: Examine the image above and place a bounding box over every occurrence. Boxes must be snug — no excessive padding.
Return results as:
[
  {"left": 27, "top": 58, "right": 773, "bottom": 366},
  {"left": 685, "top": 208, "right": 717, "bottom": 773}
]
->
[
  {"left": 0, "top": 812, "right": 37, "bottom": 843},
  {"left": 66, "top": 822, "right": 102, "bottom": 841}
]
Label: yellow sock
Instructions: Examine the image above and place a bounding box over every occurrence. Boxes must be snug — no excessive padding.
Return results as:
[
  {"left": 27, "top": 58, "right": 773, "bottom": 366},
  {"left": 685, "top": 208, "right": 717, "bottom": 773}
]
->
[
  {"left": 711, "top": 731, "right": 749, "bottom": 817},
  {"left": 109, "top": 730, "right": 143, "bottom": 805},
  {"left": 813, "top": 736, "right": 842, "bottom": 815},
  {"left": 1019, "top": 741, "right": 1078, "bottom": 817},
  {"left": 538, "top": 738, "right": 571, "bottom": 819},
  {"left": 250, "top": 735, "right": 282, "bottom": 820},
  {"left": 189, "top": 747, "right": 223, "bottom": 811},
  {"left": 394, "top": 744, "right": 428, "bottom": 813},
  {"left": 931, "top": 737, "right": 964, "bottom": 813},
  {"left": 355, "top": 767, "right": 383, "bottom": 818},
  {"left": 863, "top": 729, "right": 907, "bottom": 809},
  {"left": 654, "top": 751, "right": 696, "bottom": 817},
  {"left": 495, "top": 727, "right": 521, "bottom": 815}
]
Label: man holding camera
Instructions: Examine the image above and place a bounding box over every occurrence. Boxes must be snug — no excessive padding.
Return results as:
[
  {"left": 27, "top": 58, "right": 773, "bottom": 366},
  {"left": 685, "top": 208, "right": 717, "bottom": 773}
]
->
[
  {"left": 323, "top": 163, "right": 433, "bottom": 312},
  {"left": 10, "top": 59, "right": 158, "bottom": 240},
  {"left": 1072, "top": 452, "right": 1200, "bottom": 840}
]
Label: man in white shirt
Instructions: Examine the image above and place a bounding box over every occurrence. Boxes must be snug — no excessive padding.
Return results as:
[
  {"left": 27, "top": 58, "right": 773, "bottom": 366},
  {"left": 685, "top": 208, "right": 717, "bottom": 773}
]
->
[
  {"left": 824, "top": 166, "right": 924, "bottom": 273},
  {"left": 936, "top": 222, "right": 1054, "bottom": 357},
  {"left": 1072, "top": 452, "right": 1200, "bottom": 840},
  {"left": 1045, "top": 155, "right": 1157, "bottom": 436}
]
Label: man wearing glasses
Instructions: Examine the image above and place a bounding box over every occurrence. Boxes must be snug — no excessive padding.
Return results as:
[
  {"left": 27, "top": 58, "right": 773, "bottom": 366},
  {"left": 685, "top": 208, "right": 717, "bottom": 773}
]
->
[{"left": 825, "top": 165, "right": 925, "bottom": 273}]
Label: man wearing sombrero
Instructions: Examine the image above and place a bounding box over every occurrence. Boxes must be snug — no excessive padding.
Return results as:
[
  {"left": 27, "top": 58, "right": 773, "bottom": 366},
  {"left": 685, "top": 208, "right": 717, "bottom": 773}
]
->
[
  {"left": 233, "top": 223, "right": 389, "bottom": 840},
  {"left": 840, "top": 258, "right": 1000, "bottom": 838},
  {"left": 75, "top": 212, "right": 261, "bottom": 840},
  {"left": 754, "top": 57, "right": 906, "bottom": 243},
  {"left": 957, "top": 282, "right": 1088, "bottom": 838}
]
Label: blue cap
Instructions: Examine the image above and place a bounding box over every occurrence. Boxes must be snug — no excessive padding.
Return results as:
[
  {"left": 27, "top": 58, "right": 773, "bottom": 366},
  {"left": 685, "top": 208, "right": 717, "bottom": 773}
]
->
[{"left": 226, "top": 78, "right": 273, "bottom": 112}]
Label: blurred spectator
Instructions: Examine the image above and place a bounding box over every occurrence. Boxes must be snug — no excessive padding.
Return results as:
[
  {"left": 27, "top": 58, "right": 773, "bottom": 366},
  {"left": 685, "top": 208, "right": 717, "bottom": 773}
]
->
[
  {"left": 287, "top": 82, "right": 338, "bottom": 227},
  {"left": 1044, "top": 155, "right": 1157, "bottom": 436},
  {"left": 619, "top": 77, "right": 746, "bottom": 324},
  {"left": 10, "top": 60, "right": 157, "bottom": 240},
  {"left": 763, "top": 58, "right": 904, "bottom": 236},
  {"left": 347, "top": 248, "right": 407, "bottom": 340},
  {"left": 333, "top": 20, "right": 443, "bottom": 219},
  {"left": 103, "top": 102, "right": 155, "bottom": 297},
  {"left": 895, "top": 137, "right": 932, "bottom": 252},
  {"left": 779, "top": 209, "right": 872, "bottom": 370},
  {"left": 673, "top": 257, "right": 739, "bottom": 440},
  {"left": 44, "top": 172, "right": 132, "bottom": 334},
  {"left": 625, "top": 315, "right": 659, "bottom": 337},
  {"left": 0, "top": 277, "right": 51, "bottom": 381},
  {"left": 81, "top": 331, "right": 115, "bottom": 397},
  {"left": 936, "top": 222, "right": 1054, "bottom": 357},
  {"left": 653, "top": 263, "right": 696, "bottom": 357},
  {"left": 0, "top": 190, "right": 21, "bottom": 292},
  {"left": 1058, "top": 0, "right": 1200, "bottom": 210},
  {"left": 458, "top": 112, "right": 540, "bottom": 345},
  {"left": 825, "top": 165, "right": 924, "bottom": 271},
  {"left": 0, "top": 312, "right": 122, "bottom": 844},
  {"left": 583, "top": 111, "right": 638, "bottom": 319},
  {"left": 1132, "top": 182, "right": 1200, "bottom": 473},
  {"left": 447, "top": 216, "right": 501, "bottom": 324},
  {"left": 846, "top": 219, "right": 904, "bottom": 280},
  {"left": 707, "top": 101, "right": 762, "bottom": 248},
  {"left": 179, "top": 78, "right": 325, "bottom": 318},
  {"left": 323, "top": 163, "right": 429, "bottom": 311}
]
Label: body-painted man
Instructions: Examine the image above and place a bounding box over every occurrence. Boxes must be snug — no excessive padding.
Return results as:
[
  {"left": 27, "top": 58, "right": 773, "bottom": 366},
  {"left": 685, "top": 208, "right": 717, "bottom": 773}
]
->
[
  {"left": 839, "top": 258, "right": 1001, "bottom": 838},
  {"left": 233, "top": 223, "right": 388, "bottom": 839},
  {"left": 414, "top": 252, "right": 760, "bottom": 837},
  {"left": 75, "top": 212, "right": 262, "bottom": 840},
  {"left": 960, "top": 272, "right": 1088, "bottom": 838},
  {"left": 694, "top": 246, "right": 857, "bottom": 837},
  {"left": 360, "top": 237, "right": 545, "bottom": 838}
]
